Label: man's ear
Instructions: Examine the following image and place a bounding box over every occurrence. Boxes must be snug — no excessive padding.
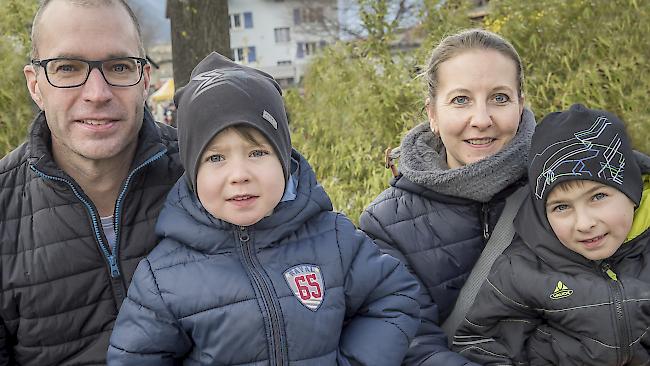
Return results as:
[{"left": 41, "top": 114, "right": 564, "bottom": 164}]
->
[
  {"left": 24, "top": 64, "right": 44, "bottom": 110},
  {"left": 141, "top": 63, "right": 151, "bottom": 104}
]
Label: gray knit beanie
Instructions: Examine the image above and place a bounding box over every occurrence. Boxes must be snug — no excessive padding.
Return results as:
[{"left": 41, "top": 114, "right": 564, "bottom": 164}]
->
[{"left": 175, "top": 52, "right": 291, "bottom": 193}]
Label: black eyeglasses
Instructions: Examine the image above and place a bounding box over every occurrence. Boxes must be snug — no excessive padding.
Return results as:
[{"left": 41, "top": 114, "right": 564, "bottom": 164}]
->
[{"left": 31, "top": 57, "right": 148, "bottom": 88}]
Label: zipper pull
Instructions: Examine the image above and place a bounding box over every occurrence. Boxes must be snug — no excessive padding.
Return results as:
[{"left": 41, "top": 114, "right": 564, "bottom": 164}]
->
[
  {"left": 602, "top": 263, "right": 618, "bottom": 281},
  {"left": 482, "top": 204, "right": 490, "bottom": 240},
  {"left": 108, "top": 255, "right": 120, "bottom": 278},
  {"left": 238, "top": 226, "right": 250, "bottom": 242}
]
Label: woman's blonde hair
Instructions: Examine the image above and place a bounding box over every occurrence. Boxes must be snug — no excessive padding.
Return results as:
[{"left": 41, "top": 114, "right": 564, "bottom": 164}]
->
[{"left": 423, "top": 28, "right": 524, "bottom": 101}]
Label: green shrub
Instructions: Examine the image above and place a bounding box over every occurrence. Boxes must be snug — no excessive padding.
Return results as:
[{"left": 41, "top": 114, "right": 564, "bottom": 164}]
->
[
  {"left": 485, "top": 0, "right": 650, "bottom": 153},
  {"left": 0, "top": 0, "right": 37, "bottom": 157}
]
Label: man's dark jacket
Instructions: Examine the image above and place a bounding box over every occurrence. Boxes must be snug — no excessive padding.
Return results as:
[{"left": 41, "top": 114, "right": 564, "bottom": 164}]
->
[
  {"left": 360, "top": 174, "right": 523, "bottom": 365},
  {"left": 0, "top": 111, "right": 183, "bottom": 365},
  {"left": 108, "top": 150, "right": 421, "bottom": 366}
]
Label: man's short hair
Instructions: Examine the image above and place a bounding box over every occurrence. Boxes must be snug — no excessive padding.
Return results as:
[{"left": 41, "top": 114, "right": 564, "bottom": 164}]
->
[{"left": 30, "top": 0, "right": 145, "bottom": 59}]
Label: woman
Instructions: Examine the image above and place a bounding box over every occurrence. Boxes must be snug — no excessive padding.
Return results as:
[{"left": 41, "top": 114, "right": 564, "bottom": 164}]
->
[{"left": 360, "top": 28, "right": 536, "bottom": 365}]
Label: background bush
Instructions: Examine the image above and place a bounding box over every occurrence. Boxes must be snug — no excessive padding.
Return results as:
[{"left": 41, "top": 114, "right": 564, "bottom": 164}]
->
[
  {"left": 288, "top": 0, "right": 650, "bottom": 222},
  {"left": 0, "top": 0, "right": 37, "bottom": 157}
]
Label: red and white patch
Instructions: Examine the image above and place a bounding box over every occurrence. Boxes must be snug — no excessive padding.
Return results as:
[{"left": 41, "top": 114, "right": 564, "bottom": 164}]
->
[{"left": 284, "top": 264, "right": 324, "bottom": 311}]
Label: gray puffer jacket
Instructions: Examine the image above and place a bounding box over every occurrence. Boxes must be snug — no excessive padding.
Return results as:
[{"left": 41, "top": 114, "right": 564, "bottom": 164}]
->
[{"left": 108, "top": 150, "right": 420, "bottom": 366}]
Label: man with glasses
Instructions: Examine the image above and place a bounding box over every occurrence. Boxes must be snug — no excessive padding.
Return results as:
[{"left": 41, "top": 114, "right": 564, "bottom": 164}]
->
[{"left": 0, "top": 0, "right": 183, "bottom": 364}]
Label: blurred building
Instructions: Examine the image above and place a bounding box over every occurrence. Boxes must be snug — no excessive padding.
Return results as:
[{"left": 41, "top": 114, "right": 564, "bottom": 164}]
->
[
  {"left": 228, "top": 0, "right": 337, "bottom": 88},
  {"left": 148, "top": 0, "right": 491, "bottom": 91}
]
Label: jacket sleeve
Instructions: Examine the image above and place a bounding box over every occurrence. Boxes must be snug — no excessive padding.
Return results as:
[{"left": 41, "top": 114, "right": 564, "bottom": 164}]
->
[
  {"left": 452, "top": 256, "right": 541, "bottom": 365},
  {"left": 107, "top": 258, "right": 191, "bottom": 365},
  {"left": 335, "top": 214, "right": 420, "bottom": 366},
  {"left": 360, "top": 208, "right": 480, "bottom": 366}
]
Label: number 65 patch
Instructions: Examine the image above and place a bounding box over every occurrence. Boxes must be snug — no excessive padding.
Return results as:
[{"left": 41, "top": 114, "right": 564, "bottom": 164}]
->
[{"left": 284, "top": 264, "right": 324, "bottom": 311}]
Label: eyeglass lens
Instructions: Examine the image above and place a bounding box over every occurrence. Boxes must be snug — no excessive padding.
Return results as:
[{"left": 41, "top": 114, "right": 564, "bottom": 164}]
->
[{"left": 45, "top": 58, "right": 143, "bottom": 87}]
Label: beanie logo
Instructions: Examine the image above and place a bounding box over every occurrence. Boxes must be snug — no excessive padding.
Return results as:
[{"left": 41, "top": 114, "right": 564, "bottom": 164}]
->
[
  {"left": 532, "top": 116, "right": 625, "bottom": 200},
  {"left": 262, "top": 110, "right": 278, "bottom": 129},
  {"left": 189, "top": 69, "right": 225, "bottom": 102}
]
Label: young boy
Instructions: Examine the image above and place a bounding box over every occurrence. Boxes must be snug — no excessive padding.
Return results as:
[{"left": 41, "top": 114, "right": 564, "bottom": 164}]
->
[
  {"left": 106, "top": 52, "right": 420, "bottom": 366},
  {"left": 452, "top": 104, "right": 650, "bottom": 365}
]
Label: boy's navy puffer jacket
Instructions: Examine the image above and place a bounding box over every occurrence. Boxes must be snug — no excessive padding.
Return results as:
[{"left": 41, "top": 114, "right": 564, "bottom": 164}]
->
[{"left": 107, "top": 150, "right": 420, "bottom": 366}]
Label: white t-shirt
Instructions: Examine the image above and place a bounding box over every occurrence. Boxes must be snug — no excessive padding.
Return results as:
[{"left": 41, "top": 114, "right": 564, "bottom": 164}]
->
[{"left": 100, "top": 215, "right": 117, "bottom": 254}]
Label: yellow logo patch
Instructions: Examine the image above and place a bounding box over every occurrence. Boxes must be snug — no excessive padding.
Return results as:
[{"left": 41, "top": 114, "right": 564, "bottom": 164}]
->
[{"left": 550, "top": 280, "right": 573, "bottom": 300}]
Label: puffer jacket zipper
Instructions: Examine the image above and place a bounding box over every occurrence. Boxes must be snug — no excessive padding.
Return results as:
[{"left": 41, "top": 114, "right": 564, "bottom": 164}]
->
[
  {"left": 110, "top": 148, "right": 167, "bottom": 303},
  {"left": 600, "top": 262, "right": 631, "bottom": 364},
  {"left": 30, "top": 148, "right": 167, "bottom": 307},
  {"left": 480, "top": 203, "right": 490, "bottom": 241},
  {"left": 237, "top": 226, "right": 287, "bottom": 365}
]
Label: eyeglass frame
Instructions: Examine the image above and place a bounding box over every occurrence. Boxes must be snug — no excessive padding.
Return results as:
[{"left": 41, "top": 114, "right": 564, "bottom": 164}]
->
[{"left": 30, "top": 57, "right": 148, "bottom": 88}]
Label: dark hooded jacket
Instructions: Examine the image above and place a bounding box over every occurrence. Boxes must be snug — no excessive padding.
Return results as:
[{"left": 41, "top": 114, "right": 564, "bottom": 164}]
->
[
  {"left": 453, "top": 152, "right": 650, "bottom": 365},
  {"left": 107, "top": 150, "right": 420, "bottom": 366},
  {"left": 0, "top": 111, "right": 183, "bottom": 365},
  {"left": 360, "top": 110, "right": 536, "bottom": 366}
]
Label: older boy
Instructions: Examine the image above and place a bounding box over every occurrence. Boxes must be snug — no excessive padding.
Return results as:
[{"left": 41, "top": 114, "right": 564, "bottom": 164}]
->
[{"left": 453, "top": 104, "right": 650, "bottom": 365}]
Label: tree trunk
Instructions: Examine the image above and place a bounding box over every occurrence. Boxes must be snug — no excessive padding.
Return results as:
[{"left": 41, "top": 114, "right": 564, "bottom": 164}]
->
[{"left": 166, "top": 0, "right": 230, "bottom": 89}]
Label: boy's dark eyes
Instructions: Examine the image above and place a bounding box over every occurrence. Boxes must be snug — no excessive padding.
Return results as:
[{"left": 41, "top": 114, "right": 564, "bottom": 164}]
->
[
  {"left": 205, "top": 150, "right": 270, "bottom": 162},
  {"left": 207, "top": 154, "right": 224, "bottom": 162},
  {"left": 250, "top": 149, "right": 270, "bottom": 158},
  {"left": 551, "top": 204, "right": 569, "bottom": 213},
  {"left": 593, "top": 192, "right": 608, "bottom": 201}
]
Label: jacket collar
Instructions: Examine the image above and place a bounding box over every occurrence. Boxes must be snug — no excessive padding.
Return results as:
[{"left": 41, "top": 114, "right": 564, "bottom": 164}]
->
[
  {"left": 155, "top": 149, "right": 333, "bottom": 254},
  {"left": 392, "top": 173, "right": 526, "bottom": 205},
  {"left": 397, "top": 108, "right": 535, "bottom": 202}
]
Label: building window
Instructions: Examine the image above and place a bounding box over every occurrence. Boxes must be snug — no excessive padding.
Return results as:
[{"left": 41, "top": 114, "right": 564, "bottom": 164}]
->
[
  {"left": 274, "top": 27, "right": 291, "bottom": 43},
  {"left": 230, "top": 12, "right": 253, "bottom": 29},
  {"left": 244, "top": 12, "right": 253, "bottom": 28},
  {"left": 230, "top": 14, "right": 241, "bottom": 29},
  {"left": 247, "top": 46, "right": 256, "bottom": 63},
  {"left": 293, "top": 7, "right": 324, "bottom": 25},
  {"left": 296, "top": 42, "right": 320, "bottom": 58},
  {"left": 232, "top": 46, "right": 256, "bottom": 63},
  {"left": 233, "top": 47, "right": 244, "bottom": 62}
]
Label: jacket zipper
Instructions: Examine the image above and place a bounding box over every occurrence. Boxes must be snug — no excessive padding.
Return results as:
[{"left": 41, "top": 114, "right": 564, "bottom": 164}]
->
[
  {"left": 601, "top": 262, "right": 630, "bottom": 364},
  {"left": 481, "top": 203, "right": 490, "bottom": 241},
  {"left": 30, "top": 166, "right": 117, "bottom": 279},
  {"left": 30, "top": 148, "right": 167, "bottom": 307},
  {"left": 237, "top": 226, "right": 286, "bottom": 366},
  {"left": 112, "top": 148, "right": 167, "bottom": 274}
]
